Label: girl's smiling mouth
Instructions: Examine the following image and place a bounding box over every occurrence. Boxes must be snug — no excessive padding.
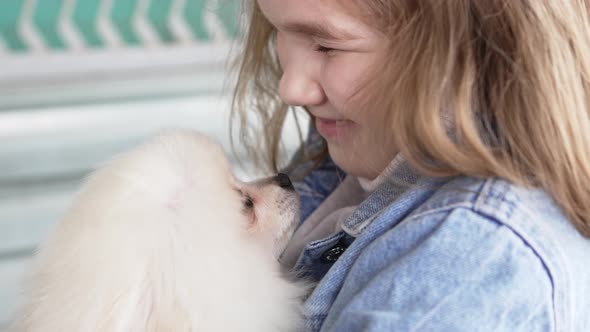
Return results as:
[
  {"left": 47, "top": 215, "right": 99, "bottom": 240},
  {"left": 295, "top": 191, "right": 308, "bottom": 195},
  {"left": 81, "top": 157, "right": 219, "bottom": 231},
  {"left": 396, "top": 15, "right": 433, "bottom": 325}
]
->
[{"left": 315, "top": 116, "right": 356, "bottom": 140}]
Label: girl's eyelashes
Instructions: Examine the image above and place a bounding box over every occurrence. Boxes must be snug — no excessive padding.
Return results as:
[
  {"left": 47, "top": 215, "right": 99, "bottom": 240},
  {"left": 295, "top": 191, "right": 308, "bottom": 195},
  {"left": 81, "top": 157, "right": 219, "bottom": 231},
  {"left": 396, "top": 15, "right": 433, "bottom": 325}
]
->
[{"left": 315, "top": 45, "right": 335, "bottom": 53}]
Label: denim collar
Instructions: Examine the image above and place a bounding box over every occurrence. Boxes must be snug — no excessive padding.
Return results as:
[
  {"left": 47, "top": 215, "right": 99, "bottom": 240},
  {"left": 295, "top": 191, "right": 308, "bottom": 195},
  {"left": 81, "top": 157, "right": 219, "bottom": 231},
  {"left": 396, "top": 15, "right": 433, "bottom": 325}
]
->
[{"left": 341, "top": 160, "right": 443, "bottom": 236}]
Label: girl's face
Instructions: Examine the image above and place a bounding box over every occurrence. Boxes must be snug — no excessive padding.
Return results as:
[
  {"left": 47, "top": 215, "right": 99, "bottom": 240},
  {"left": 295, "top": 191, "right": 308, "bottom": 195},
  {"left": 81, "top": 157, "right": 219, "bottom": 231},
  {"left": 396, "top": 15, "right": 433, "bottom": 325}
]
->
[{"left": 257, "top": 0, "right": 397, "bottom": 179}]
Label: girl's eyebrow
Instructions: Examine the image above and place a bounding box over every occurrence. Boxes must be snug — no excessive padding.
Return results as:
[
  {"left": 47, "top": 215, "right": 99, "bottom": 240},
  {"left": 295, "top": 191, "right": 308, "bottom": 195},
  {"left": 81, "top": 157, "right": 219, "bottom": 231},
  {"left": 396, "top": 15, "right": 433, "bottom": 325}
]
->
[{"left": 281, "top": 20, "right": 355, "bottom": 40}]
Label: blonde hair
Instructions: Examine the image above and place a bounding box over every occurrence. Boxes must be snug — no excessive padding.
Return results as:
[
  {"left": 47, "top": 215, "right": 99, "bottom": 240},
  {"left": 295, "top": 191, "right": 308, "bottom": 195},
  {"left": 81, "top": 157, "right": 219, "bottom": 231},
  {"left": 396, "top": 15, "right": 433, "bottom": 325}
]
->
[
  {"left": 231, "top": 0, "right": 590, "bottom": 238},
  {"left": 230, "top": 3, "right": 307, "bottom": 175}
]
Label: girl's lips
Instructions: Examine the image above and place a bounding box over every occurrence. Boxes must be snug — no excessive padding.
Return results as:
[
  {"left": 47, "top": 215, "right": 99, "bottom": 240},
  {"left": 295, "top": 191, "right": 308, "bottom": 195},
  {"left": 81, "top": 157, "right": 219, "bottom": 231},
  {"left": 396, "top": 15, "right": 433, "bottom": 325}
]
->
[{"left": 315, "top": 117, "right": 356, "bottom": 140}]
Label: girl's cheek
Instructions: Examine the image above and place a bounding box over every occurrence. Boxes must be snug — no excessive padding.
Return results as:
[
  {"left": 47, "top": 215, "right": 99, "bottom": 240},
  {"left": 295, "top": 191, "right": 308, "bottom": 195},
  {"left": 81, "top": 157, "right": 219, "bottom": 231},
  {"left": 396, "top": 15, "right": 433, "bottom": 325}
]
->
[
  {"left": 322, "top": 58, "right": 362, "bottom": 112},
  {"left": 275, "top": 33, "right": 289, "bottom": 68}
]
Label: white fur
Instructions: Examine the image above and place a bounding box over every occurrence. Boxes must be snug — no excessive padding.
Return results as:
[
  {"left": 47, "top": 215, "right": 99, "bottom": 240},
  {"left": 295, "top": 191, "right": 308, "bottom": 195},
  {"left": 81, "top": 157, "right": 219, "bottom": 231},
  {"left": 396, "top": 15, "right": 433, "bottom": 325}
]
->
[{"left": 12, "top": 130, "right": 307, "bottom": 332}]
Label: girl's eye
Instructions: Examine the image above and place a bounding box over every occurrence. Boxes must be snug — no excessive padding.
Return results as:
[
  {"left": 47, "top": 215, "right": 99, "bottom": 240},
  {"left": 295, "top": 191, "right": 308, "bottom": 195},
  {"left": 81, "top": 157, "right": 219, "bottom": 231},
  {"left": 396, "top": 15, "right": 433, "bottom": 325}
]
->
[{"left": 315, "top": 45, "right": 335, "bottom": 53}]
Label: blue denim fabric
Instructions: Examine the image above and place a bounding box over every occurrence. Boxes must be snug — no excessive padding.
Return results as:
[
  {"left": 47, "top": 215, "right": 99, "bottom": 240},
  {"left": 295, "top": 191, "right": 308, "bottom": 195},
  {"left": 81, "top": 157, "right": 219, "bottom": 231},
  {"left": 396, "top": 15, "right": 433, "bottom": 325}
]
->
[
  {"left": 293, "top": 158, "right": 346, "bottom": 223},
  {"left": 287, "top": 135, "right": 590, "bottom": 331},
  {"left": 287, "top": 128, "right": 347, "bottom": 224}
]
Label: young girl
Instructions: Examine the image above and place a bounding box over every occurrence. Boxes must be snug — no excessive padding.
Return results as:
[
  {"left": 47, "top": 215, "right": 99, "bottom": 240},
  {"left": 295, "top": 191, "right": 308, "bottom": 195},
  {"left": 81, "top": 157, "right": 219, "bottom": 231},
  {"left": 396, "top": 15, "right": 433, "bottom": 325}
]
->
[{"left": 232, "top": 0, "right": 590, "bottom": 331}]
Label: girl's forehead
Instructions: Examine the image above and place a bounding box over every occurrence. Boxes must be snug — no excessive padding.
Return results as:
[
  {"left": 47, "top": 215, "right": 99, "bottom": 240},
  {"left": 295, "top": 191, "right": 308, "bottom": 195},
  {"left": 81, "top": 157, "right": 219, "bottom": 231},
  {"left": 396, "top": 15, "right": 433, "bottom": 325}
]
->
[{"left": 257, "top": 0, "right": 376, "bottom": 40}]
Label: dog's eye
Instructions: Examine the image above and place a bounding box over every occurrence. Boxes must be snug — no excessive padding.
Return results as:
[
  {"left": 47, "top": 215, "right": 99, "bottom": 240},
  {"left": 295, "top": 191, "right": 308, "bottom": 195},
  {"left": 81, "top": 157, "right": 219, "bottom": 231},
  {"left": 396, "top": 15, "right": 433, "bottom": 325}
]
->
[
  {"left": 243, "top": 195, "right": 254, "bottom": 209},
  {"left": 235, "top": 188, "right": 254, "bottom": 213}
]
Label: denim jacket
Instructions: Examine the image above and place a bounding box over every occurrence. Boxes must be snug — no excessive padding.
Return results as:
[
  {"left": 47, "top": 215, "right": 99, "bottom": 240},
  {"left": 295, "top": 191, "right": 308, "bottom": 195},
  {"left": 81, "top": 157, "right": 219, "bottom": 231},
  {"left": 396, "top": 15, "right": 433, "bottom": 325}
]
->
[{"left": 287, "top": 132, "right": 590, "bottom": 332}]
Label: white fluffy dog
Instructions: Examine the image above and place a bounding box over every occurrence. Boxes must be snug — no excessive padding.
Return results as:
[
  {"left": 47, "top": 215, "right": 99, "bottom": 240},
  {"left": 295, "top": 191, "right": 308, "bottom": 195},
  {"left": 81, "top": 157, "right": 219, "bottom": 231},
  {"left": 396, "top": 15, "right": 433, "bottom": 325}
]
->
[{"left": 12, "top": 130, "right": 307, "bottom": 332}]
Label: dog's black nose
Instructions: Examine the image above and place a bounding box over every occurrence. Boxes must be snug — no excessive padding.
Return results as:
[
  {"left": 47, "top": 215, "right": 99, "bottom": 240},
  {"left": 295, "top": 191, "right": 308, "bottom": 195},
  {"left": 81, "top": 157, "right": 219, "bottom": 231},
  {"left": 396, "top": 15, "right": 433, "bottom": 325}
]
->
[{"left": 275, "top": 173, "right": 294, "bottom": 191}]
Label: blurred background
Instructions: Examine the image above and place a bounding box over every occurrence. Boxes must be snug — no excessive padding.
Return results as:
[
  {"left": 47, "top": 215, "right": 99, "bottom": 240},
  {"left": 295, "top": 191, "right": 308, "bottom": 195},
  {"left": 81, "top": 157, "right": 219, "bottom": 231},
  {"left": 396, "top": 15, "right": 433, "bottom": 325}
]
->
[{"left": 0, "top": 0, "right": 306, "bottom": 328}]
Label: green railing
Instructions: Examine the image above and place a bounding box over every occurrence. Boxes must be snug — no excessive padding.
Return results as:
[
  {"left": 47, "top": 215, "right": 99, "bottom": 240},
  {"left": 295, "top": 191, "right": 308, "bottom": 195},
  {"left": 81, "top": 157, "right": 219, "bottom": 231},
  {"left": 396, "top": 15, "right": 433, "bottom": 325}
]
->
[
  {"left": 0, "top": 0, "right": 239, "bottom": 53},
  {"left": 0, "top": 0, "right": 241, "bottom": 110}
]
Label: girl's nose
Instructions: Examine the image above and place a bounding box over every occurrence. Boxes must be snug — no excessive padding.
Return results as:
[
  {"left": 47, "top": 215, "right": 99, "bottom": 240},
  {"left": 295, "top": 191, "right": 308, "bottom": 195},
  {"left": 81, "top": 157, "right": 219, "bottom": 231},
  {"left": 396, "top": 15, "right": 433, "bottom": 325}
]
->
[{"left": 279, "top": 68, "right": 326, "bottom": 107}]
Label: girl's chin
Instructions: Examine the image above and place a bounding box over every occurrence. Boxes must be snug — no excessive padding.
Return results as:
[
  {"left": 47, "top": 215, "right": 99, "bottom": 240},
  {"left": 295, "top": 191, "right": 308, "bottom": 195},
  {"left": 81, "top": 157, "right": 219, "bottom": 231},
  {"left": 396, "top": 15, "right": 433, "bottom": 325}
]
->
[
  {"left": 325, "top": 144, "right": 367, "bottom": 178},
  {"left": 326, "top": 137, "right": 398, "bottom": 180}
]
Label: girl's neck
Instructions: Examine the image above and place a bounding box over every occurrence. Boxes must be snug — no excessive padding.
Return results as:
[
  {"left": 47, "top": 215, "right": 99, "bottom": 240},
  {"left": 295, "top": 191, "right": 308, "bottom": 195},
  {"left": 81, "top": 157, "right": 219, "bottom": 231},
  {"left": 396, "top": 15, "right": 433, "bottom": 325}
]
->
[{"left": 357, "top": 153, "right": 405, "bottom": 193}]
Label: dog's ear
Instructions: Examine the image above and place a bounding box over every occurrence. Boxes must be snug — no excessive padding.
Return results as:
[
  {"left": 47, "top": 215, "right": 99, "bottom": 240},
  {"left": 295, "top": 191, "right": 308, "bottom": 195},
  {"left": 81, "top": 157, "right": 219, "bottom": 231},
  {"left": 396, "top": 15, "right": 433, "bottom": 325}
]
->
[
  {"left": 143, "top": 302, "right": 193, "bottom": 332},
  {"left": 97, "top": 285, "right": 194, "bottom": 332}
]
